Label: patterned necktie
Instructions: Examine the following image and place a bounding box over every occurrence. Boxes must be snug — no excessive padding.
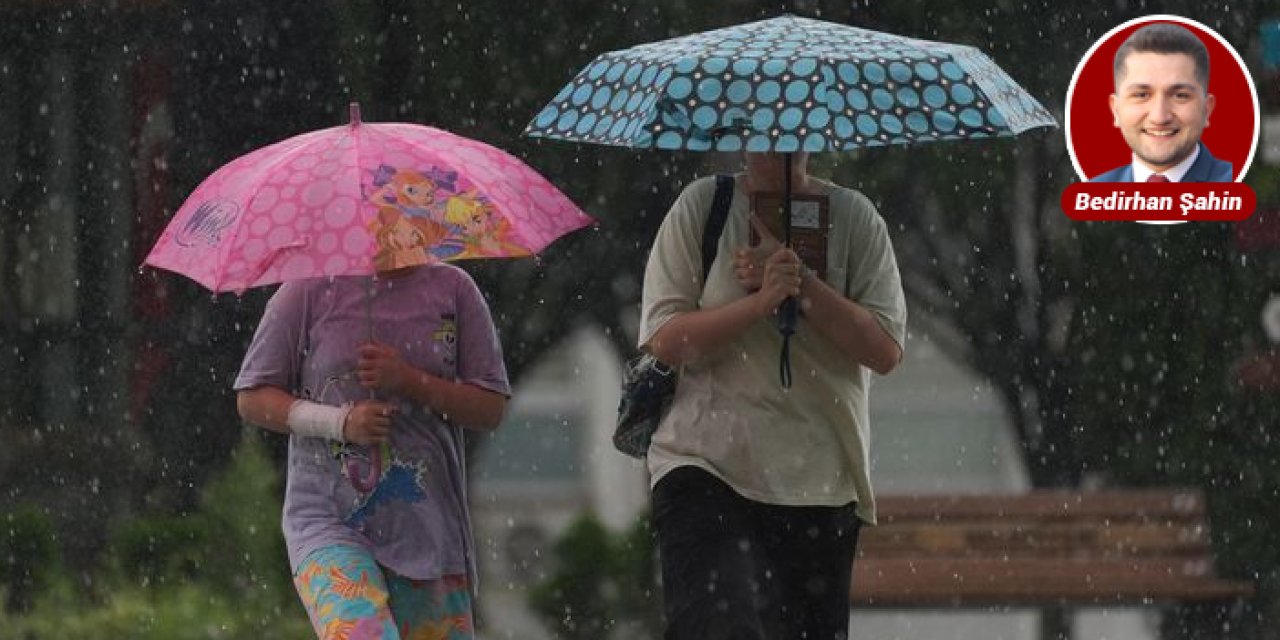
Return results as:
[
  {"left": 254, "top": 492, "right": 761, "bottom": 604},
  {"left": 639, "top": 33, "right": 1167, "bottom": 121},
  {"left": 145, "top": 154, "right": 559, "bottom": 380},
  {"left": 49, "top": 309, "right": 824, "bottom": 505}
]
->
[{"left": 1146, "top": 174, "right": 1170, "bottom": 183}]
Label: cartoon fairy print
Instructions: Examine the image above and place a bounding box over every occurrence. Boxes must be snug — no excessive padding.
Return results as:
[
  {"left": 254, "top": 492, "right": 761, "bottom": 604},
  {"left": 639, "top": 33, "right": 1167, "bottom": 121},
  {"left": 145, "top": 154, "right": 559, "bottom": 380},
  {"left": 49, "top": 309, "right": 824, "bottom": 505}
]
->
[
  {"left": 363, "top": 164, "right": 529, "bottom": 263},
  {"left": 371, "top": 210, "right": 432, "bottom": 271},
  {"left": 441, "top": 190, "right": 526, "bottom": 259},
  {"left": 366, "top": 165, "right": 462, "bottom": 268},
  {"left": 368, "top": 164, "right": 453, "bottom": 223}
]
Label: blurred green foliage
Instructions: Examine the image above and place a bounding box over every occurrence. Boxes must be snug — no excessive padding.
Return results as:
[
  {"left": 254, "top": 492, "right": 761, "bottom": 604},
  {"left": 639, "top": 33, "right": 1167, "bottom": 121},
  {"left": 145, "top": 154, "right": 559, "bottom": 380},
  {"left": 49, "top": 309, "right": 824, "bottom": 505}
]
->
[
  {"left": 528, "top": 512, "right": 662, "bottom": 640},
  {"left": 0, "top": 507, "right": 59, "bottom": 613},
  {"left": 0, "top": 431, "right": 311, "bottom": 639}
]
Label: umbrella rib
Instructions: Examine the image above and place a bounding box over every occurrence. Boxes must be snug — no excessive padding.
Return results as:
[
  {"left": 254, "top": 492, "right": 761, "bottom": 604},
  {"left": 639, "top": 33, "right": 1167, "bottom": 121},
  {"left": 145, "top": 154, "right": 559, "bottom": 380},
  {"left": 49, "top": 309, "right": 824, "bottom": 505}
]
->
[{"left": 208, "top": 127, "right": 347, "bottom": 290}]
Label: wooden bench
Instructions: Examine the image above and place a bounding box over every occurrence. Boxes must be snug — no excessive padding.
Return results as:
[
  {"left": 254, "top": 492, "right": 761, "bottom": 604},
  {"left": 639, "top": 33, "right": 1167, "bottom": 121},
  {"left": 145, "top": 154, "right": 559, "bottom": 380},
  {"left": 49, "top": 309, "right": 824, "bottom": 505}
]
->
[{"left": 851, "top": 489, "right": 1254, "bottom": 639}]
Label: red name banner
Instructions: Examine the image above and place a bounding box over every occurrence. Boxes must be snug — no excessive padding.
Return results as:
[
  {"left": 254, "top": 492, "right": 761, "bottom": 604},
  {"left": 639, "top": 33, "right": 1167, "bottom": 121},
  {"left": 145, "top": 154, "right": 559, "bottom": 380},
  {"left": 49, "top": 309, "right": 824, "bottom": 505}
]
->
[{"left": 1061, "top": 183, "right": 1257, "bottom": 222}]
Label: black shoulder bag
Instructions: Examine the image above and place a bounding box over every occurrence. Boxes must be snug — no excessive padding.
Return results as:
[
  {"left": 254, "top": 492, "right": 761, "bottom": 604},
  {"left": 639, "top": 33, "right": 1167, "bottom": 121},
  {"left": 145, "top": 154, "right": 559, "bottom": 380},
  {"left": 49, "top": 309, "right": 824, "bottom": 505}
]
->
[{"left": 613, "top": 175, "right": 734, "bottom": 458}]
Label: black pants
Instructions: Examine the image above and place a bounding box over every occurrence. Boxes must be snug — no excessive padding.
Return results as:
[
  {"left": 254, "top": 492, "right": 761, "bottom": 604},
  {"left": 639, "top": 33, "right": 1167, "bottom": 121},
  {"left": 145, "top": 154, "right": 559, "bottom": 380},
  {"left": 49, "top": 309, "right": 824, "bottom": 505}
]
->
[{"left": 652, "top": 466, "right": 862, "bottom": 640}]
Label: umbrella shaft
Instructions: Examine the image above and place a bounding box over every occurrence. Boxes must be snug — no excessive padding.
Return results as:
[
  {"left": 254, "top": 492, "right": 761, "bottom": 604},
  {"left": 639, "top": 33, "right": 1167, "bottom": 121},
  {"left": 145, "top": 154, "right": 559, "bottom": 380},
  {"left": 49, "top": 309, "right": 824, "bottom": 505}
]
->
[
  {"left": 777, "top": 152, "right": 796, "bottom": 388},
  {"left": 784, "top": 152, "right": 792, "bottom": 246}
]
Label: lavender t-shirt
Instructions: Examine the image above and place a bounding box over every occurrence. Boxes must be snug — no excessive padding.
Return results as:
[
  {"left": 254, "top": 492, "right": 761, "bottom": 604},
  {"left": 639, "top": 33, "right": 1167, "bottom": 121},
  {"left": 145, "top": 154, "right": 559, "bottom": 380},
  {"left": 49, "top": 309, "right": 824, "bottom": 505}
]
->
[{"left": 234, "top": 264, "right": 509, "bottom": 582}]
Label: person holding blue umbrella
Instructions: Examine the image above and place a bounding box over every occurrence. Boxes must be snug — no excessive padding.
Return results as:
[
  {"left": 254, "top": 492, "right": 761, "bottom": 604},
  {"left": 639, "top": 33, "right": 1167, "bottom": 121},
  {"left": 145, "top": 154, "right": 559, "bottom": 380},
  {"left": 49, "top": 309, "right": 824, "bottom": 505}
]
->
[
  {"left": 638, "top": 149, "right": 906, "bottom": 639},
  {"left": 526, "top": 14, "right": 1055, "bottom": 387},
  {"left": 526, "top": 14, "right": 1055, "bottom": 638}
]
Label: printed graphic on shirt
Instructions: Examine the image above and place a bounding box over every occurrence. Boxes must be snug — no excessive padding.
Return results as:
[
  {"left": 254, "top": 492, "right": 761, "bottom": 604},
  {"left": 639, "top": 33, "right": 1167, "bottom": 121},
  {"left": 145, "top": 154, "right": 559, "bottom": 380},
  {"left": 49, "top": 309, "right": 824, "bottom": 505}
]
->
[
  {"left": 432, "top": 313, "right": 458, "bottom": 372},
  {"left": 344, "top": 454, "right": 430, "bottom": 529}
]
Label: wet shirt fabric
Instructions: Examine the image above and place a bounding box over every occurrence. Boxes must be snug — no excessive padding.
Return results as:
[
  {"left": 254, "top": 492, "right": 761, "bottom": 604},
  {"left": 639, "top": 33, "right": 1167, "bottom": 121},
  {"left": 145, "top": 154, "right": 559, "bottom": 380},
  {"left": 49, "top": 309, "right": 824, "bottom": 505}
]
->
[
  {"left": 639, "top": 175, "right": 907, "bottom": 524},
  {"left": 234, "top": 264, "right": 510, "bottom": 583}
]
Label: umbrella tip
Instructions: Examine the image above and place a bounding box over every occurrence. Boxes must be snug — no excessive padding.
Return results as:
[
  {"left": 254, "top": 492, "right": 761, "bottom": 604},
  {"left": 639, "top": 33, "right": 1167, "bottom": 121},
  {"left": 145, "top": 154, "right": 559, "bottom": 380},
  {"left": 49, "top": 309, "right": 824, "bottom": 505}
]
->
[{"left": 349, "top": 102, "right": 361, "bottom": 126}]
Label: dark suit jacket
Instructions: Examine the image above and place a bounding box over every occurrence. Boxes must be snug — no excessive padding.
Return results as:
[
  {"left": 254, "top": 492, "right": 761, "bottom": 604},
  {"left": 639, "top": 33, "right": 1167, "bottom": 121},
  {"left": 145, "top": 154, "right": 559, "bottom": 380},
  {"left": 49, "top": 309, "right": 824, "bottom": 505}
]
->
[{"left": 1089, "top": 144, "right": 1233, "bottom": 182}]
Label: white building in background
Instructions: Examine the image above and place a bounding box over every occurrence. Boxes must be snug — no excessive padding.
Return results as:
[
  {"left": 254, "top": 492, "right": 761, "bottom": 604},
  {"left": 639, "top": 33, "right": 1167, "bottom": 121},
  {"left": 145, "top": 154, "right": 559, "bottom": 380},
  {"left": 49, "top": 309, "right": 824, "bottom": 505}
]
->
[
  {"left": 470, "top": 325, "right": 643, "bottom": 639},
  {"left": 469, "top": 324, "right": 1158, "bottom": 640}
]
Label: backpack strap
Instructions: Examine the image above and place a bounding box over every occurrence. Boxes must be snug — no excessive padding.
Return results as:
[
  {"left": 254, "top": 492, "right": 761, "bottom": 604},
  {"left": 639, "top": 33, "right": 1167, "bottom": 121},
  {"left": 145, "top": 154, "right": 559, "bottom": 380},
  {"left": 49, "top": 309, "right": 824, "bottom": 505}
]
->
[{"left": 700, "top": 175, "right": 735, "bottom": 281}]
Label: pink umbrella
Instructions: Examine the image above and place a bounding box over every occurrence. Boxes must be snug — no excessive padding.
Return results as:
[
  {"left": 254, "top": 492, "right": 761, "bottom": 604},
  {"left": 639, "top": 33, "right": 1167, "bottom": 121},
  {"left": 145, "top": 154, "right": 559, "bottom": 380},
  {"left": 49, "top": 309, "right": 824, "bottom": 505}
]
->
[
  {"left": 145, "top": 102, "right": 593, "bottom": 292},
  {"left": 144, "top": 103, "right": 593, "bottom": 492}
]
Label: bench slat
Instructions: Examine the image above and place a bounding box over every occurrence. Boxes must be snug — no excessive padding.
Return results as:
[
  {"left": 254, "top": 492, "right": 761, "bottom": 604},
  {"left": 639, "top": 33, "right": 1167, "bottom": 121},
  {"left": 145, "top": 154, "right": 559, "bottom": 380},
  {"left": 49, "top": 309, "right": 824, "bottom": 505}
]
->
[
  {"left": 852, "top": 558, "right": 1254, "bottom": 606},
  {"left": 860, "top": 522, "right": 1210, "bottom": 557},
  {"left": 851, "top": 490, "right": 1253, "bottom": 608},
  {"left": 874, "top": 491, "right": 1205, "bottom": 521}
]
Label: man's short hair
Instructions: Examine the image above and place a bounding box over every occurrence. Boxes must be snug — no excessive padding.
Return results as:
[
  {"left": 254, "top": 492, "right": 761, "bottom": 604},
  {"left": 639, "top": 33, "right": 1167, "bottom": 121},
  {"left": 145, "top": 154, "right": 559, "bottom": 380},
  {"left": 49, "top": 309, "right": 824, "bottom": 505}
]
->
[{"left": 1113, "top": 23, "right": 1210, "bottom": 90}]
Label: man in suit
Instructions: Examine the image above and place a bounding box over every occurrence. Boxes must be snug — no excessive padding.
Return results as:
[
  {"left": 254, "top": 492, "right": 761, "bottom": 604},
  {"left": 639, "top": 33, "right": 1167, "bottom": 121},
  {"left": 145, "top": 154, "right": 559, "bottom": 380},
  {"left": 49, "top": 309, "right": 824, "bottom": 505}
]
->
[{"left": 1090, "top": 23, "right": 1233, "bottom": 182}]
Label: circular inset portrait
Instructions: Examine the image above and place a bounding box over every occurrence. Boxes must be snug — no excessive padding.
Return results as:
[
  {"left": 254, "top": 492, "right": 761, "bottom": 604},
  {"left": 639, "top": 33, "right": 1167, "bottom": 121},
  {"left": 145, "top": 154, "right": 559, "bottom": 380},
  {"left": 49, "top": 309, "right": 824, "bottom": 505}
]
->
[{"left": 1065, "top": 15, "right": 1259, "bottom": 183}]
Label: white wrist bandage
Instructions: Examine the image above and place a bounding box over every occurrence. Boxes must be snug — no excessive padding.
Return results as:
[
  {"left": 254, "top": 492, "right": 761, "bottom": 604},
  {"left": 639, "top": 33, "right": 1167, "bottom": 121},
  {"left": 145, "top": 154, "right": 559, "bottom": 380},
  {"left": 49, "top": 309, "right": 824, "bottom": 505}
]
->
[{"left": 286, "top": 400, "right": 350, "bottom": 442}]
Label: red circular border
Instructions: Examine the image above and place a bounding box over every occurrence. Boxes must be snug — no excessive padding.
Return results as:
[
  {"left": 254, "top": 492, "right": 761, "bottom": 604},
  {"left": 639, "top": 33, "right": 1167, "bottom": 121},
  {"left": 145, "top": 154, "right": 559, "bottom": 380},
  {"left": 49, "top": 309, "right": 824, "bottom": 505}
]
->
[{"left": 1066, "top": 16, "right": 1258, "bottom": 182}]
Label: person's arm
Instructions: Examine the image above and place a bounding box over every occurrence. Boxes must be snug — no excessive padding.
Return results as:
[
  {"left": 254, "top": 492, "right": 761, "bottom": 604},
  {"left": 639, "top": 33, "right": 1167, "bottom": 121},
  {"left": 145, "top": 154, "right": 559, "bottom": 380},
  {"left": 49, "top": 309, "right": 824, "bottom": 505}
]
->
[
  {"left": 233, "top": 282, "right": 396, "bottom": 446},
  {"left": 236, "top": 384, "right": 296, "bottom": 433},
  {"left": 735, "top": 213, "right": 902, "bottom": 375},
  {"left": 648, "top": 248, "right": 802, "bottom": 367},
  {"left": 798, "top": 270, "right": 902, "bottom": 375},
  {"left": 356, "top": 342, "right": 507, "bottom": 431},
  {"left": 237, "top": 384, "right": 394, "bottom": 446},
  {"left": 642, "top": 178, "right": 801, "bottom": 367},
  {"left": 646, "top": 298, "right": 762, "bottom": 366}
]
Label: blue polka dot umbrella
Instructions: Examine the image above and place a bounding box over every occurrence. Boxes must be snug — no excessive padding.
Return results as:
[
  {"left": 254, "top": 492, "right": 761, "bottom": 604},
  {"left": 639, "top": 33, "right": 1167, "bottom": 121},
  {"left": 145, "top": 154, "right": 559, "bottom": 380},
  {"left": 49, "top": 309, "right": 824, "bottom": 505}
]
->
[
  {"left": 525, "top": 15, "right": 1056, "bottom": 386},
  {"left": 524, "top": 14, "right": 1057, "bottom": 153}
]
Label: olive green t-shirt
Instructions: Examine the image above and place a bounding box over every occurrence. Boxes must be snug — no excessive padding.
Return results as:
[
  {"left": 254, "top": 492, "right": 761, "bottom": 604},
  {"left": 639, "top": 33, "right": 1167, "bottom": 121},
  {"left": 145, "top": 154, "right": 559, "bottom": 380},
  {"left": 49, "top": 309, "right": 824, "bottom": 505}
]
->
[{"left": 639, "top": 175, "right": 907, "bottom": 524}]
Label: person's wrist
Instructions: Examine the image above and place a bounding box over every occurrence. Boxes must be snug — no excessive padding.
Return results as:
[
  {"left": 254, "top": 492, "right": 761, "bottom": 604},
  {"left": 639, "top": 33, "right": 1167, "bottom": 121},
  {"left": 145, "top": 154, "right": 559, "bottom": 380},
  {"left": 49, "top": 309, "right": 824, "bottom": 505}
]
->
[
  {"left": 392, "top": 360, "right": 413, "bottom": 395},
  {"left": 287, "top": 400, "right": 350, "bottom": 442},
  {"left": 749, "top": 289, "right": 769, "bottom": 318},
  {"left": 798, "top": 265, "right": 817, "bottom": 314}
]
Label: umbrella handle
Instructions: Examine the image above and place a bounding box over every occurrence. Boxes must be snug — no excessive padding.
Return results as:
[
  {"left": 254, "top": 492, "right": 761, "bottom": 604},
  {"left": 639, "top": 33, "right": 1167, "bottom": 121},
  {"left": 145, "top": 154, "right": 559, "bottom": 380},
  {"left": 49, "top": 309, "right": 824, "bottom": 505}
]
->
[
  {"left": 778, "top": 298, "right": 796, "bottom": 388},
  {"left": 775, "top": 152, "right": 795, "bottom": 388},
  {"left": 345, "top": 443, "right": 386, "bottom": 493}
]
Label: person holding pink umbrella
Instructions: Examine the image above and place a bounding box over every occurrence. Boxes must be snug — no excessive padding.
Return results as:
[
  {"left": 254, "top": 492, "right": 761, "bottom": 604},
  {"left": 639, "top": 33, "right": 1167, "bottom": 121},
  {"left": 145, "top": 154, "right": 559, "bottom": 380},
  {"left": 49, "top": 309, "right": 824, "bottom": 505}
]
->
[
  {"left": 145, "top": 103, "right": 592, "bottom": 639},
  {"left": 235, "top": 257, "right": 507, "bottom": 639}
]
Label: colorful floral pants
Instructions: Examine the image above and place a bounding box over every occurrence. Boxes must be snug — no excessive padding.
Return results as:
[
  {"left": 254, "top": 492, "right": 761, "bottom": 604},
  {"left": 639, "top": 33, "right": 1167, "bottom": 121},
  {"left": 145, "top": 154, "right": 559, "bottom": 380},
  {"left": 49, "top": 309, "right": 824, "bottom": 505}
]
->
[{"left": 294, "top": 544, "right": 474, "bottom": 640}]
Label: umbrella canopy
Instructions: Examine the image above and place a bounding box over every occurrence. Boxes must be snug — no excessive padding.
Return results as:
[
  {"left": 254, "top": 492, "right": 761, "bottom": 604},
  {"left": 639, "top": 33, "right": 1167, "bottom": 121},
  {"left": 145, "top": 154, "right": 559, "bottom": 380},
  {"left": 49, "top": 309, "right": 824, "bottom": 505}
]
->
[
  {"left": 524, "top": 15, "right": 1056, "bottom": 387},
  {"left": 145, "top": 103, "right": 592, "bottom": 491},
  {"left": 525, "top": 14, "right": 1056, "bottom": 152},
  {"left": 146, "top": 103, "right": 593, "bottom": 293}
]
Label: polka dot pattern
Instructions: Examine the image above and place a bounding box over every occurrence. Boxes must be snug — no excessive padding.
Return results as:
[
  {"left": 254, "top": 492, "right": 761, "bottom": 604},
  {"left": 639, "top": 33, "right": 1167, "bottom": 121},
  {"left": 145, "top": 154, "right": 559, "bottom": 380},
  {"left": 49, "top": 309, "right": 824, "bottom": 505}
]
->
[
  {"left": 145, "top": 119, "right": 594, "bottom": 292},
  {"left": 525, "top": 15, "right": 1056, "bottom": 152}
]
